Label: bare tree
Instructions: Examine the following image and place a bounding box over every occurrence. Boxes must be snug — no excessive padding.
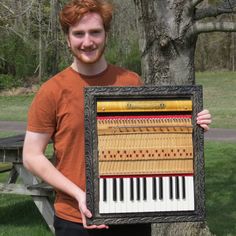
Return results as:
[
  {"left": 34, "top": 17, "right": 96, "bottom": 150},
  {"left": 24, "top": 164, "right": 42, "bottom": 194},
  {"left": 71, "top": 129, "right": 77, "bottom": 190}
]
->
[
  {"left": 132, "top": 0, "right": 236, "bottom": 235},
  {"left": 134, "top": 0, "right": 236, "bottom": 85}
]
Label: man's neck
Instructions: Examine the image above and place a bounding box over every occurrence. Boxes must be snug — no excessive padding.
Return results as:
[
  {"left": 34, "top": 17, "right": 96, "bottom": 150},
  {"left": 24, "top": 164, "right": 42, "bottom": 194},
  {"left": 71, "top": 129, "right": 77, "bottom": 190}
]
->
[{"left": 71, "top": 56, "right": 108, "bottom": 76}]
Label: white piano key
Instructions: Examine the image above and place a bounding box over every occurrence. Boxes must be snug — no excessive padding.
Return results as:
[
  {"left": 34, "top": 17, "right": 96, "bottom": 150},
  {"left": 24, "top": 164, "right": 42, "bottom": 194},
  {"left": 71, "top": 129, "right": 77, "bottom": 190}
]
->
[
  {"left": 116, "top": 178, "right": 124, "bottom": 213},
  {"left": 162, "top": 177, "right": 170, "bottom": 211},
  {"left": 108, "top": 178, "right": 116, "bottom": 213},
  {"left": 186, "top": 176, "right": 195, "bottom": 211},
  {"left": 114, "top": 178, "right": 121, "bottom": 213},
  {"left": 177, "top": 176, "right": 194, "bottom": 211},
  {"left": 122, "top": 178, "right": 132, "bottom": 213},
  {"left": 138, "top": 177, "right": 144, "bottom": 212},
  {"left": 99, "top": 178, "right": 109, "bottom": 214},
  {"left": 170, "top": 176, "right": 178, "bottom": 211},
  {"left": 145, "top": 177, "right": 154, "bottom": 212},
  {"left": 99, "top": 178, "right": 104, "bottom": 213}
]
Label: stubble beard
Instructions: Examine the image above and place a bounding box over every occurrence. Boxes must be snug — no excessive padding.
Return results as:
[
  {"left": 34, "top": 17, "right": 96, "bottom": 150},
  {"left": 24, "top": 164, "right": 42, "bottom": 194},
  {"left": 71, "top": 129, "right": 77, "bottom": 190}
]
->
[{"left": 71, "top": 43, "right": 106, "bottom": 65}]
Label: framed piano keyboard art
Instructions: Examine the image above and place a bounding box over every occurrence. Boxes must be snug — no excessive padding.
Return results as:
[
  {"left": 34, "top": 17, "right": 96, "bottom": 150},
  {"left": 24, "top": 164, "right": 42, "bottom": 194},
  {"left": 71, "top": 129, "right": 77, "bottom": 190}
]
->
[{"left": 84, "top": 85, "right": 205, "bottom": 225}]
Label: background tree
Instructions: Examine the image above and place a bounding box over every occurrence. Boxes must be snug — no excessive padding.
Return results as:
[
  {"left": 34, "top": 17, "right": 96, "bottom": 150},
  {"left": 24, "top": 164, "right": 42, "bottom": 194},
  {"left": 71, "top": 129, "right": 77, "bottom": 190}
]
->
[
  {"left": 133, "top": 0, "right": 236, "bottom": 85},
  {"left": 132, "top": 0, "right": 236, "bottom": 235}
]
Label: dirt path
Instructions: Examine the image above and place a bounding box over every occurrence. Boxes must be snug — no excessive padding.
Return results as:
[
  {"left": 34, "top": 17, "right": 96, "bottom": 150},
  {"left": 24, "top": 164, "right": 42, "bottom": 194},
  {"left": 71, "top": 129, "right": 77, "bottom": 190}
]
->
[{"left": 0, "top": 121, "right": 236, "bottom": 141}]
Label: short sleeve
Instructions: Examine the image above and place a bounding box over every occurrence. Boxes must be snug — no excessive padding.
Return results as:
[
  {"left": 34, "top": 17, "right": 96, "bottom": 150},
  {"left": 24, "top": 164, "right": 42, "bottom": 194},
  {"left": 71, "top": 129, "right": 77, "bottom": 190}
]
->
[{"left": 27, "top": 84, "right": 56, "bottom": 135}]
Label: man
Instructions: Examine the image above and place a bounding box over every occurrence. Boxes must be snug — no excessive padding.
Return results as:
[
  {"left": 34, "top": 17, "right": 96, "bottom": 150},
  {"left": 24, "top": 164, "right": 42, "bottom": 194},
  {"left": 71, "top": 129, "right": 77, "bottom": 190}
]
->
[{"left": 23, "top": 0, "right": 211, "bottom": 235}]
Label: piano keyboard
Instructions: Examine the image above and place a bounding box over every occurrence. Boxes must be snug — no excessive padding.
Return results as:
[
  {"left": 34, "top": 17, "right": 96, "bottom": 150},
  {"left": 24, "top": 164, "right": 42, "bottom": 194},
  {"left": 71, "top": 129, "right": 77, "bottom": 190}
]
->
[{"left": 99, "top": 176, "right": 194, "bottom": 214}]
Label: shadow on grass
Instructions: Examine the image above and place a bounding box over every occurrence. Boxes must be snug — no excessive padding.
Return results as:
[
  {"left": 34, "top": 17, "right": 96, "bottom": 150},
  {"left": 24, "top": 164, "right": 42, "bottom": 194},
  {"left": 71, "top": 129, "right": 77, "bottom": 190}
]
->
[
  {"left": 0, "top": 194, "right": 51, "bottom": 231},
  {"left": 205, "top": 141, "right": 236, "bottom": 236}
]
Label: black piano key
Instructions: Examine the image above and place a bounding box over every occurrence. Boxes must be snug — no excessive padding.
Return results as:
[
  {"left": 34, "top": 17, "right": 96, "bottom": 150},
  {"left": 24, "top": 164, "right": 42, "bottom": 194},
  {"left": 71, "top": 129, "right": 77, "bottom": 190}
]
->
[
  {"left": 137, "top": 178, "right": 140, "bottom": 200},
  {"left": 159, "top": 177, "right": 163, "bottom": 200},
  {"left": 143, "top": 178, "right": 147, "bottom": 200},
  {"left": 152, "top": 177, "right": 157, "bottom": 200},
  {"left": 169, "top": 177, "right": 173, "bottom": 199},
  {"left": 103, "top": 178, "right": 107, "bottom": 202},
  {"left": 175, "top": 176, "right": 180, "bottom": 199},
  {"left": 182, "top": 176, "right": 186, "bottom": 199},
  {"left": 120, "top": 178, "right": 124, "bottom": 201},
  {"left": 130, "top": 178, "right": 134, "bottom": 201},
  {"left": 113, "top": 178, "right": 117, "bottom": 201}
]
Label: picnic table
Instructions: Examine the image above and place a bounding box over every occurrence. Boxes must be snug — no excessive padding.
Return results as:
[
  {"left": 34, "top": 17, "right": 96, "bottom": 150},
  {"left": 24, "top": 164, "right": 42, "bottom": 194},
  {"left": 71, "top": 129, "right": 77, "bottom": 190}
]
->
[{"left": 0, "top": 134, "right": 55, "bottom": 234}]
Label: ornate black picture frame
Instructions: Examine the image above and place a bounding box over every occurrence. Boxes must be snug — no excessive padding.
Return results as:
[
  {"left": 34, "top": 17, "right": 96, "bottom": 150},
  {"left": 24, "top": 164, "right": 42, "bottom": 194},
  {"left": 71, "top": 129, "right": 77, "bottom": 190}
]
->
[{"left": 84, "top": 85, "right": 205, "bottom": 225}]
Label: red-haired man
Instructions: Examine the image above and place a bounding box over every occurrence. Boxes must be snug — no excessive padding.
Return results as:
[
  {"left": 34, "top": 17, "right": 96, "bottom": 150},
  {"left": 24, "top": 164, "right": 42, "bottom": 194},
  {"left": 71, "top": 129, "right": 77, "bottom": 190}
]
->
[{"left": 23, "top": 0, "right": 211, "bottom": 235}]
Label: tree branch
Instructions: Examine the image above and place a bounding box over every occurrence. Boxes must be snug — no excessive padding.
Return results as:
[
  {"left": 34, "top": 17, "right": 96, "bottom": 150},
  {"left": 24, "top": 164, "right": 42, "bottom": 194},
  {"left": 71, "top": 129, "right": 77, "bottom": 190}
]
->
[
  {"left": 189, "top": 0, "right": 204, "bottom": 9},
  {"left": 14, "top": 0, "right": 35, "bottom": 19},
  {"left": 0, "top": 2, "right": 14, "bottom": 15},
  {"left": 195, "top": 0, "right": 236, "bottom": 20},
  {"left": 0, "top": 56, "right": 7, "bottom": 62},
  {"left": 0, "top": 26, "right": 25, "bottom": 41},
  {"left": 188, "top": 21, "right": 236, "bottom": 37},
  {"left": 0, "top": 0, "right": 35, "bottom": 20}
]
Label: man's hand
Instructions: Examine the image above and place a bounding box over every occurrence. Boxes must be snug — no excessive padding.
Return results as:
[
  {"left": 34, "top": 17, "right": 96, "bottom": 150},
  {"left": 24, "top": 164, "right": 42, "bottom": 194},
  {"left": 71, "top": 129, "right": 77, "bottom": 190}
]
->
[
  {"left": 197, "top": 109, "right": 212, "bottom": 131},
  {"left": 77, "top": 190, "right": 109, "bottom": 229}
]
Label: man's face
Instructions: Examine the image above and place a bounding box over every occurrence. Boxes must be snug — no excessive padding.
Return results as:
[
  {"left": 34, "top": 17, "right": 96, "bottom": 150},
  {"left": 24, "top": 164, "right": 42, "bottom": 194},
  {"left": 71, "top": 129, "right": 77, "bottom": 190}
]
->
[{"left": 67, "top": 12, "right": 106, "bottom": 65}]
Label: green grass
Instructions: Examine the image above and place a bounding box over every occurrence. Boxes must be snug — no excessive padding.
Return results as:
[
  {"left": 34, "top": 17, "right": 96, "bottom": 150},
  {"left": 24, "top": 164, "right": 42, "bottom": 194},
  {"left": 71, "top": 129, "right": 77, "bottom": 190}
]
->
[
  {"left": 0, "top": 131, "right": 23, "bottom": 139},
  {"left": 0, "top": 72, "right": 236, "bottom": 128},
  {"left": 196, "top": 71, "right": 236, "bottom": 129},
  {"left": 0, "top": 194, "right": 53, "bottom": 236},
  {"left": 205, "top": 141, "right": 236, "bottom": 236},
  {"left": 0, "top": 141, "right": 235, "bottom": 235},
  {"left": 0, "top": 95, "right": 33, "bottom": 121}
]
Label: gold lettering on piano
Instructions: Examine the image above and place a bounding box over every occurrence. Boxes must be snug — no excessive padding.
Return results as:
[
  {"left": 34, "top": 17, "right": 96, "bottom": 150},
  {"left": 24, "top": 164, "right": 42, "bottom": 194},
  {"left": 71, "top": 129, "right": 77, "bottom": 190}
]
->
[
  {"left": 127, "top": 102, "right": 166, "bottom": 110},
  {"left": 97, "top": 100, "right": 192, "bottom": 113}
]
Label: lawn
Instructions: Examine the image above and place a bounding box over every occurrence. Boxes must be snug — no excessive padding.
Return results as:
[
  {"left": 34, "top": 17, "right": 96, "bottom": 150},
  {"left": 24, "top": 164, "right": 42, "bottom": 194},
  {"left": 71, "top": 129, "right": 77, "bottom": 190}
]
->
[
  {"left": 1, "top": 141, "right": 235, "bottom": 235},
  {"left": 0, "top": 95, "right": 33, "bottom": 121},
  {"left": 196, "top": 71, "right": 236, "bottom": 129},
  {"left": 205, "top": 141, "right": 236, "bottom": 236},
  {"left": 0, "top": 71, "right": 236, "bottom": 235},
  {"left": 0, "top": 193, "right": 53, "bottom": 236},
  {"left": 0, "top": 71, "right": 236, "bottom": 128}
]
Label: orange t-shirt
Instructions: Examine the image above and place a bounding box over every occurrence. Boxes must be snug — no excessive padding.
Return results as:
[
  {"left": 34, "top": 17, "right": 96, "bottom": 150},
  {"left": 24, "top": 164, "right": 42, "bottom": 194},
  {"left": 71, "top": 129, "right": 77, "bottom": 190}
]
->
[{"left": 27, "top": 65, "right": 143, "bottom": 223}]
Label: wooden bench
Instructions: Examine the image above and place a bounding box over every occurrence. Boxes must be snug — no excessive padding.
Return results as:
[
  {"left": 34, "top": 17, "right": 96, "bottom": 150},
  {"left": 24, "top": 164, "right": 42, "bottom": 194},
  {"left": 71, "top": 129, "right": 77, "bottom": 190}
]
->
[{"left": 0, "top": 134, "right": 55, "bottom": 234}]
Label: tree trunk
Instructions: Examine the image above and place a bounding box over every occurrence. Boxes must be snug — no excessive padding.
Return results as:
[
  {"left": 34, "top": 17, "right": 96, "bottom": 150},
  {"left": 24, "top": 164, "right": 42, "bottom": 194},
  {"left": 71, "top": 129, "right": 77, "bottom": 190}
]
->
[
  {"left": 151, "top": 222, "right": 214, "bottom": 236},
  {"left": 134, "top": 0, "right": 197, "bottom": 85},
  {"left": 49, "top": 0, "right": 59, "bottom": 74},
  {"left": 38, "top": 0, "right": 43, "bottom": 81},
  {"left": 133, "top": 0, "right": 214, "bottom": 235}
]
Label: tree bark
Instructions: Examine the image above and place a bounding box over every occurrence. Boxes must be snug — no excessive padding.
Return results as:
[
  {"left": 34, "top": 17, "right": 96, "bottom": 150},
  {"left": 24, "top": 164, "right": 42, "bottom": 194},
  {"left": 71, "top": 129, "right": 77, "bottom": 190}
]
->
[
  {"left": 38, "top": 0, "right": 43, "bottom": 81},
  {"left": 133, "top": 0, "right": 216, "bottom": 235},
  {"left": 133, "top": 0, "right": 198, "bottom": 85},
  {"left": 133, "top": 0, "right": 236, "bottom": 85},
  {"left": 49, "top": 0, "right": 60, "bottom": 74}
]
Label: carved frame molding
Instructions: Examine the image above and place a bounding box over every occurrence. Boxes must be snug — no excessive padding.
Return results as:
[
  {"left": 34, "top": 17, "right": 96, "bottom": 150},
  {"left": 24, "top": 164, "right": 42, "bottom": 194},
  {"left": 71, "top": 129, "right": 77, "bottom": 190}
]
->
[{"left": 84, "top": 85, "right": 205, "bottom": 225}]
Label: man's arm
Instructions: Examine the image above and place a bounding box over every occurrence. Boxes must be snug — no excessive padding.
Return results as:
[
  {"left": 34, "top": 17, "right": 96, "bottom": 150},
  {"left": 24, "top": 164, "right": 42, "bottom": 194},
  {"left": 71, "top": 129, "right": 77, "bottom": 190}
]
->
[{"left": 23, "top": 131, "right": 108, "bottom": 229}]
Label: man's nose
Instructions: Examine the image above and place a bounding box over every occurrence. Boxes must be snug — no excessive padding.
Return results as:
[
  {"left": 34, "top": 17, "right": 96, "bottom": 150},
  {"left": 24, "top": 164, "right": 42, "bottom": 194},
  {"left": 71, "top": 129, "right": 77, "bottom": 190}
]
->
[{"left": 83, "top": 34, "right": 93, "bottom": 47}]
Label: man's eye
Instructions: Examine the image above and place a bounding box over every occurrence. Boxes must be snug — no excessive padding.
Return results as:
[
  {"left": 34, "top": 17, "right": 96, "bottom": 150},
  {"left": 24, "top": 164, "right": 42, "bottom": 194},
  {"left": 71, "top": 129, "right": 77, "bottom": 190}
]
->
[
  {"left": 91, "top": 30, "right": 102, "bottom": 35},
  {"left": 73, "top": 32, "right": 84, "bottom": 37}
]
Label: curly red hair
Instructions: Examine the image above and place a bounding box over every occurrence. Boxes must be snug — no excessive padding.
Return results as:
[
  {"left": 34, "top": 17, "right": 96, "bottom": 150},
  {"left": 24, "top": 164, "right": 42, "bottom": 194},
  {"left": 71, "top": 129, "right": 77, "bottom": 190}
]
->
[{"left": 59, "top": 0, "right": 113, "bottom": 34}]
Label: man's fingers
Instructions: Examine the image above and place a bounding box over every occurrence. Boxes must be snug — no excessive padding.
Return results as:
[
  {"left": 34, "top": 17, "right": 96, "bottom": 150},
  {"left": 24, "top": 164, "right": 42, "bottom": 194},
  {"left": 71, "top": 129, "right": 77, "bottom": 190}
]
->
[
  {"left": 84, "top": 224, "right": 109, "bottom": 229},
  {"left": 96, "top": 224, "right": 109, "bottom": 229},
  {"left": 197, "top": 109, "right": 209, "bottom": 116},
  {"left": 197, "top": 119, "right": 212, "bottom": 125},
  {"left": 199, "top": 124, "right": 210, "bottom": 131},
  {"left": 81, "top": 211, "right": 96, "bottom": 229},
  {"left": 80, "top": 204, "right": 92, "bottom": 218}
]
